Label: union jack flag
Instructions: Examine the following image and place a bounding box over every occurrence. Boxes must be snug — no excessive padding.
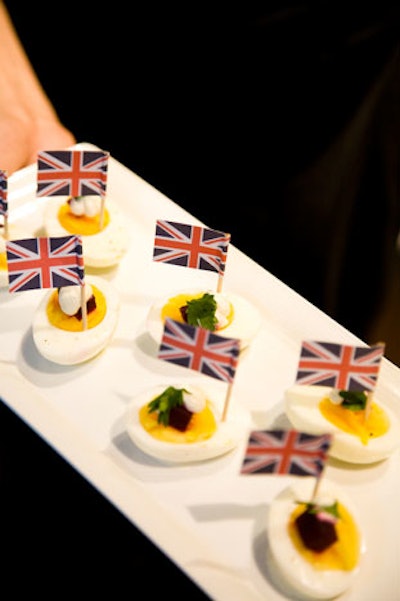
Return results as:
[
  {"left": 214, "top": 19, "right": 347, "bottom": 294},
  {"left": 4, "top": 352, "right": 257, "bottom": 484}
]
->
[
  {"left": 295, "top": 340, "right": 384, "bottom": 392},
  {"left": 6, "top": 236, "right": 84, "bottom": 293},
  {"left": 0, "top": 170, "right": 7, "bottom": 217},
  {"left": 240, "top": 429, "right": 332, "bottom": 476},
  {"left": 153, "top": 219, "right": 230, "bottom": 275},
  {"left": 158, "top": 317, "right": 240, "bottom": 383},
  {"left": 37, "top": 150, "right": 109, "bottom": 198}
]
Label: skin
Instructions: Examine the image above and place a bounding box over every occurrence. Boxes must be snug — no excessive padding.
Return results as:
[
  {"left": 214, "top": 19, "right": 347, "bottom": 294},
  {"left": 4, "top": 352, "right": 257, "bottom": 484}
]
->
[{"left": 0, "top": 1, "right": 75, "bottom": 174}]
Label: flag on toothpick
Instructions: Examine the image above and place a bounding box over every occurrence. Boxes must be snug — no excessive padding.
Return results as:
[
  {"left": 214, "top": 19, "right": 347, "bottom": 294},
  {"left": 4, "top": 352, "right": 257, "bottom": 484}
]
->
[
  {"left": 295, "top": 340, "right": 385, "bottom": 392},
  {"left": 158, "top": 317, "right": 240, "bottom": 420},
  {"left": 240, "top": 429, "right": 332, "bottom": 502},
  {"left": 6, "top": 235, "right": 84, "bottom": 292},
  {"left": 240, "top": 429, "right": 332, "bottom": 477},
  {"left": 37, "top": 149, "right": 109, "bottom": 230},
  {"left": 37, "top": 150, "right": 109, "bottom": 198},
  {"left": 6, "top": 235, "right": 88, "bottom": 329},
  {"left": 153, "top": 219, "right": 230, "bottom": 292},
  {"left": 0, "top": 169, "right": 8, "bottom": 238},
  {"left": 158, "top": 317, "right": 239, "bottom": 382}
]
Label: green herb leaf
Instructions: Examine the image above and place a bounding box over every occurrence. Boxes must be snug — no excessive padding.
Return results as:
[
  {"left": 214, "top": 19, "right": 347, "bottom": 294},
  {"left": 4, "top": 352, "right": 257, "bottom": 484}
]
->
[
  {"left": 185, "top": 293, "right": 218, "bottom": 331},
  {"left": 296, "top": 500, "right": 340, "bottom": 519},
  {"left": 339, "top": 390, "right": 367, "bottom": 411},
  {"left": 147, "top": 386, "right": 189, "bottom": 426}
]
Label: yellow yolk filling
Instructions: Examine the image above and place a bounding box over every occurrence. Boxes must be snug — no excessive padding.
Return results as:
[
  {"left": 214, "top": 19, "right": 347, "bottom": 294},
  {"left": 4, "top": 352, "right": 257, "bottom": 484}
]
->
[
  {"left": 319, "top": 397, "right": 390, "bottom": 445},
  {"left": 46, "top": 285, "right": 106, "bottom": 331},
  {"left": 0, "top": 251, "right": 6, "bottom": 270},
  {"left": 160, "top": 292, "right": 234, "bottom": 330},
  {"left": 57, "top": 203, "right": 110, "bottom": 235},
  {"left": 139, "top": 401, "right": 217, "bottom": 443},
  {"left": 288, "top": 502, "right": 360, "bottom": 571}
]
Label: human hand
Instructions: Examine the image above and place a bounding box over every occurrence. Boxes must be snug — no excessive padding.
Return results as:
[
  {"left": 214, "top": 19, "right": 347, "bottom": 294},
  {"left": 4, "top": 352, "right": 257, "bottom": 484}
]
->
[
  {"left": 0, "top": 2, "right": 76, "bottom": 176},
  {"left": 0, "top": 112, "right": 76, "bottom": 175}
]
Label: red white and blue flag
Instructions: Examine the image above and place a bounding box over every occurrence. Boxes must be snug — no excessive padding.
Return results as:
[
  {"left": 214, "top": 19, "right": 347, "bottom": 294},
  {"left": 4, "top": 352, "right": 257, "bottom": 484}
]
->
[
  {"left": 158, "top": 317, "right": 240, "bottom": 383},
  {"left": 0, "top": 169, "right": 7, "bottom": 217},
  {"left": 240, "top": 429, "right": 332, "bottom": 476},
  {"left": 153, "top": 219, "right": 230, "bottom": 275},
  {"left": 295, "top": 340, "right": 384, "bottom": 392},
  {"left": 6, "top": 235, "right": 84, "bottom": 293},
  {"left": 37, "top": 150, "right": 109, "bottom": 198}
]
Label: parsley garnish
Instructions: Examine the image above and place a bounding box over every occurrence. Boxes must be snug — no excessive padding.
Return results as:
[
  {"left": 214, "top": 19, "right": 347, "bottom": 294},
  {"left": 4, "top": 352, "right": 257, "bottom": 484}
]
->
[
  {"left": 339, "top": 390, "right": 367, "bottom": 411},
  {"left": 147, "top": 386, "right": 189, "bottom": 426},
  {"left": 297, "top": 500, "right": 340, "bottom": 519},
  {"left": 185, "top": 293, "right": 218, "bottom": 331}
]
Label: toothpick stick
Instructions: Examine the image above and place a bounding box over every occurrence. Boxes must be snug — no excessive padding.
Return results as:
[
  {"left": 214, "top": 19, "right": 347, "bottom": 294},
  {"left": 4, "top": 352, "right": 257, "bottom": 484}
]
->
[
  {"left": 221, "top": 382, "right": 233, "bottom": 422},
  {"left": 364, "top": 390, "right": 373, "bottom": 422},
  {"left": 99, "top": 197, "right": 106, "bottom": 231},
  {"left": 311, "top": 475, "right": 322, "bottom": 502},
  {"left": 3, "top": 214, "right": 9, "bottom": 239},
  {"left": 217, "top": 272, "right": 224, "bottom": 293},
  {"left": 311, "top": 442, "right": 331, "bottom": 503},
  {"left": 80, "top": 284, "right": 88, "bottom": 330}
]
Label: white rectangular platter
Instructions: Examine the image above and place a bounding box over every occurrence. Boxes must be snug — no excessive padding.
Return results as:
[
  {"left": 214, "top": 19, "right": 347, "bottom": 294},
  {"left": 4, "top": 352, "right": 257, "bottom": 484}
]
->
[{"left": 1, "top": 142, "right": 400, "bottom": 601}]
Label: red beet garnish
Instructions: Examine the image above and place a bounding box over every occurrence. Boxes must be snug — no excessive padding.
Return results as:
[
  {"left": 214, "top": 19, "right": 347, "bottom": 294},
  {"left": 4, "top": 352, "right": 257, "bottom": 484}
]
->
[
  {"left": 295, "top": 509, "right": 338, "bottom": 552},
  {"left": 75, "top": 295, "right": 97, "bottom": 321},
  {"left": 179, "top": 305, "right": 188, "bottom": 322},
  {"left": 168, "top": 404, "right": 193, "bottom": 431}
]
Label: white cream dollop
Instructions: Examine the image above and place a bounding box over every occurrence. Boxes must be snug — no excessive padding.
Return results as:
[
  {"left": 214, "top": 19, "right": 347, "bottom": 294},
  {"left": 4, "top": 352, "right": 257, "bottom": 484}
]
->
[
  {"left": 214, "top": 292, "right": 231, "bottom": 329},
  {"left": 182, "top": 388, "right": 207, "bottom": 413},
  {"left": 68, "top": 197, "right": 85, "bottom": 216},
  {"left": 328, "top": 389, "right": 343, "bottom": 405},
  {"left": 58, "top": 284, "right": 93, "bottom": 316},
  {"left": 68, "top": 196, "right": 99, "bottom": 217}
]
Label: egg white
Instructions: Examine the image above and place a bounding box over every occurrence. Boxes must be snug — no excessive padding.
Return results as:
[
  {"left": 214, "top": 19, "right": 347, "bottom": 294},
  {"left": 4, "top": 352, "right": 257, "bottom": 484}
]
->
[
  {"left": 32, "top": 275, "right": 120, "bottom": 365},
  {"left": 126, "top": 383, "right": 252, "bottom": 463},
  {"left": 43, "top": 196, "right": 129, "bottom": 268},
  {"left": 146, "top": 289, "right": 261, "bottom": 350},
  {"left": 285, "top": 385, "right": 400, "bottom": 464},
  {"left": 268, "top": 477, "right": 365, "bottom": 600},
  {"left": 0, "top": 224, "right": 33, "bottom": 288}
]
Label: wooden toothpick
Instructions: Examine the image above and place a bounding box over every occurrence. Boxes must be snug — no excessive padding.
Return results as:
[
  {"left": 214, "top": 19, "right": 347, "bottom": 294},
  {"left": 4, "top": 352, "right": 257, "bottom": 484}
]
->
[{"left": 80, "top": 284, "right": 88, "bottom": 330}]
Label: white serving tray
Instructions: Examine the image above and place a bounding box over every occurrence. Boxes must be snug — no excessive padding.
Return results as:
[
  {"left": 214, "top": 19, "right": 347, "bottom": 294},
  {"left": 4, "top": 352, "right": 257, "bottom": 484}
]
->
[{"left": 1, "top": 143, "right": 400, "bottom": 601}]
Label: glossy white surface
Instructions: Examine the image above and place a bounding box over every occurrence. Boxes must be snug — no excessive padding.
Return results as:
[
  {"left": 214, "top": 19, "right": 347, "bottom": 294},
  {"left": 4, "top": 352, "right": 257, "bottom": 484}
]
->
[{"left": 1, "top": 143, "right": 400, "bottom": 601}]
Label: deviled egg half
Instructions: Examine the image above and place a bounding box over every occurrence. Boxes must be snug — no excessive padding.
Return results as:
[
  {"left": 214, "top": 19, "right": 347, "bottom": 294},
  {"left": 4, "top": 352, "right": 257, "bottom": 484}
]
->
[
  {"left": 146, "top": 289, "right": 261, "bottom": 351},
  {"left": 126, "top": 383, "right": 251, "bottom": 463},
  {"left": 285, "top": 385, "right": 400, "bottom": 463},
  {"left": 268, "top": 477, "right": 365, "bottom": 599},
  {"left": 43, "top": 195, "right": 129, "bottom": 268},
  {"left": 32, "top": 274, "right": 119, "bottom": 365}
]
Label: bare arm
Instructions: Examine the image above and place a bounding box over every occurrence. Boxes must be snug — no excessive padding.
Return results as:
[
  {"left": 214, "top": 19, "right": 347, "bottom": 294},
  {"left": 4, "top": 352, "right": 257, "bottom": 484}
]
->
[{"left": 0, "top": 1, "right": 75, "bottom": 174}]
